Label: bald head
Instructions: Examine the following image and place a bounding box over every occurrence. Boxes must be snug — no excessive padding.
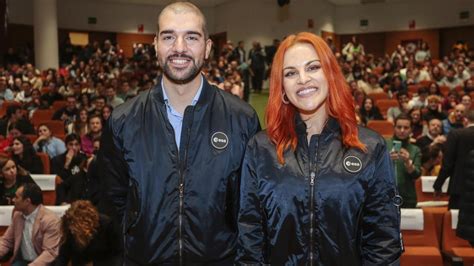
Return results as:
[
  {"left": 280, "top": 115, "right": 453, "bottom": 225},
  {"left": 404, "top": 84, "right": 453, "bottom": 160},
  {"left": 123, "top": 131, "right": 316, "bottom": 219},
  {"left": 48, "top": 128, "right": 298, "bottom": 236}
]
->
[{"left": 157, "top": 1, "right": 208, "bottom": 39}]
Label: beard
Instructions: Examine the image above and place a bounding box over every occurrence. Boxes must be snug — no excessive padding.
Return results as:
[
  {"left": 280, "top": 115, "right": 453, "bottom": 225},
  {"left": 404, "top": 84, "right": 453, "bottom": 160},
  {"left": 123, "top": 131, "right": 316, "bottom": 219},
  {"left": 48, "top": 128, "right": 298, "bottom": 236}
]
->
[{"left": 160, "top": 54, "right": 203, "bottom": 84}]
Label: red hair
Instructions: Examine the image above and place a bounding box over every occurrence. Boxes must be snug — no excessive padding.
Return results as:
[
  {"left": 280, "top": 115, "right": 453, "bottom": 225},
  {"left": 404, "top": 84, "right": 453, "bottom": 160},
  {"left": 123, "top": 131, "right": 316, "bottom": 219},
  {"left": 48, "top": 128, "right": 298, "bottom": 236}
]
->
[{"left": 266, "top": 32, "right": 366, "bottom": 164}]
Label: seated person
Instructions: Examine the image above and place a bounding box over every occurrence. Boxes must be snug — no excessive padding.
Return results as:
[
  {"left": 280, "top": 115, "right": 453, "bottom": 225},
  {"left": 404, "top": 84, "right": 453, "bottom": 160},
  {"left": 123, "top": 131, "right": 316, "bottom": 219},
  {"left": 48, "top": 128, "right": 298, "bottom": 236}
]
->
[
  {"left": 51, "top": 134, "right": 87, "bottom": 204},
  {"left": 421, "top": 144, "right": 443, "bottom": 176},
  {"left": 33, "top": 123, "right": 67, "bottom": 159},
  {"left": 0, "top": 155, "right": 36, "bottom": 204},
  {"left": 0, "top": 105, "right": 35, "bottom": 138},
  {"left": 0, "top": 183, "right": 60, "bottom": 265},
  {"left": 387, "top": 91, "right": 411, "bottom": 123},
  {"left": 11, "top": 135, "right": 44, "bottom": 174},
  {"left": 55, "top": 200, "right": 122, "bottom": 266},
  {"left": 81, "top": 114, "right": 103, "bottom": 157}
]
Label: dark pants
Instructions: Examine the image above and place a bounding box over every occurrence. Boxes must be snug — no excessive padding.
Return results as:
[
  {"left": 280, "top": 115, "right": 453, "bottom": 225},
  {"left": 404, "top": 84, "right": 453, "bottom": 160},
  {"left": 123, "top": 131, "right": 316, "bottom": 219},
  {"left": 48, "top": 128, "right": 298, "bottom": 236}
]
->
[
  {"left": 251, "top": 68, "right": 264, "bottom": 93},
  {"left": 448, "top": 194, "right": 460, "bottom": 209}
]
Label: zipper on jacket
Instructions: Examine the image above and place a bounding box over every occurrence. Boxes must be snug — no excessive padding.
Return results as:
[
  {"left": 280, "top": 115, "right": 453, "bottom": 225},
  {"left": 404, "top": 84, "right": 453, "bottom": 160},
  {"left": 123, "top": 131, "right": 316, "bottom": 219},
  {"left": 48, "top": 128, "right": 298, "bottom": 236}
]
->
[
  {"left": 178, "top": 126, "right": 192, "bottom": 266},
  {"left": 308, "top": 135, "right": 320, "bottom": 266},
  {"left": 309, "top": 171, "right": 316, "bottom": 265}
]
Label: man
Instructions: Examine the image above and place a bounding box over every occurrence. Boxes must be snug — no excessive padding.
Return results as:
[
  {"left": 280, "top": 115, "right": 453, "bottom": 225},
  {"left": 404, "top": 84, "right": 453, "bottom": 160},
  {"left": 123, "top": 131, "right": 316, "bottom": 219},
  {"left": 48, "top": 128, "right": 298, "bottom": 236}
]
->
[
  {"left": 98, "top": 2, "right": 260, "bottom": 265},
  {"left": 434, "top": 109, "right": 474, "bottom": 210},
  {"left": 52, "top": 95, "right": 79, "bottom": 122},
  {"left": 442, "top": 103, "right": 466, "bottom": 134},
  {"left": 416, "top": 118, "right": 446, "bottom": 152},
  {"left": 387, "top": 91, "right": 410, "bottom": 123},
  {"left": 423, "top": 95, "right": 446, "bottom": 122},
  {"left": 0, "top": 105, "right": 35, "bottom": 137},
  {"left": 90, "top": 95, "right": 107, "bottom": 116},
  {"left": 105, "top": 86, "right": 124, "bottom": 108},
  {"left": 51, "top": 133, "right": 87, "bottom": 204},
  {"left": 0, "top": 76, "right": 14, "bottom": 104},
  {"left": 387, "top": 114, "right": 422, "bottom": 208},
  {"left": 14, "top": 81, "right": 33, "bottom": 104},
  {"left": 81, "top": 114, "right": 102, "bottom": 157},
  {"left": 0, "top": 183, "right": 60, "bottom": 265},
  {"left": 40, "top": 82, "right": 63, "bottom": 107}
]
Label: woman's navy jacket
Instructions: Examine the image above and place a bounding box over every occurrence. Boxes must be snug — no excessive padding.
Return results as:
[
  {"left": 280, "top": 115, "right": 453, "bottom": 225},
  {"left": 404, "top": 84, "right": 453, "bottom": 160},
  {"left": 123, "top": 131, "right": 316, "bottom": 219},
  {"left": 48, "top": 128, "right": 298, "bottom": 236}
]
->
[
  {"left": 98, "top": 76, "right": 260, "bottom": 265},
  {"left": 237, "top": 117, "right": 403, "bottom": 265}
]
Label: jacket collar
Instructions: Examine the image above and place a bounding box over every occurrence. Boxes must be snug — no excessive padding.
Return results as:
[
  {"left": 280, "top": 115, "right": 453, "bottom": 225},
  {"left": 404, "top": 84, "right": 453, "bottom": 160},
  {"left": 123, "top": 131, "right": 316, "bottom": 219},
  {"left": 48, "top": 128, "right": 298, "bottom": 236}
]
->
[
  {"left": 295, "top": 115, "right": 340, "bottom": 141},
  {"left": 152, "top": 74, "right": 215, "bottom": 111}
]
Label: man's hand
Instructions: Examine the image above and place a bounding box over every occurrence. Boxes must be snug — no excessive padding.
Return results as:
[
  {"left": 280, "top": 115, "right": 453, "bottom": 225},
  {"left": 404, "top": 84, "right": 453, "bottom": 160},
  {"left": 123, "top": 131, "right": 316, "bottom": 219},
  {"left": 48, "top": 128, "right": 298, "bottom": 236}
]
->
[
  {"left": 432, "top": 135, "right": 447, "bottom": 145},
  {"left": 390, "top": 151, "right": 400, "bottom": 161},
  {"left": 64, "top": 149, "right": 75, "bottom": 169},
  {"left": 399, "top": 148, "right": 411, "bottom": 163}
]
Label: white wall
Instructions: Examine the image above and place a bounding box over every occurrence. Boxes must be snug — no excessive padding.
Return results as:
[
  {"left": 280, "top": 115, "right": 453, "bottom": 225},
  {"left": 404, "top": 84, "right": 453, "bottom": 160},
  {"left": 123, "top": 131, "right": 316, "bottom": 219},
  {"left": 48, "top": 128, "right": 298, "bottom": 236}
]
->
[
  {"left": 214, "top": 0, "right": 335, "bottom": 50},
  {"left": 335, "top": 0, "right": 474, "bottom": 34},
  {"left": 9, "top": 0, "right": 215, "bottom": 35}
]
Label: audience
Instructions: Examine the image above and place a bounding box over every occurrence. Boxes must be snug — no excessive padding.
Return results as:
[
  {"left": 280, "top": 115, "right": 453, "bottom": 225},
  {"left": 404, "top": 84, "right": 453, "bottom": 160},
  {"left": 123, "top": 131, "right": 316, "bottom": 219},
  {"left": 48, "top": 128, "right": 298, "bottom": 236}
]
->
[
  {"left": 0, "top": 155, "right": 36, "bottom": 205},
  {"left": 11, "top": 135, "right": 44, "bottom": 174},
  {"left": 33, "top": 123, "right": 67, "bottom": 158}
]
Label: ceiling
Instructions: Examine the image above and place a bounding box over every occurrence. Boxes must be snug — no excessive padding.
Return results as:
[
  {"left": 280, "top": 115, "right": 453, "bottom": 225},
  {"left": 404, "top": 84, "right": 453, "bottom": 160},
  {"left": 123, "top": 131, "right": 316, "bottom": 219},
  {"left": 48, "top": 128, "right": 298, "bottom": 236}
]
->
[{"left": 91, "top": 0, "right": 233, "bottom": 7}]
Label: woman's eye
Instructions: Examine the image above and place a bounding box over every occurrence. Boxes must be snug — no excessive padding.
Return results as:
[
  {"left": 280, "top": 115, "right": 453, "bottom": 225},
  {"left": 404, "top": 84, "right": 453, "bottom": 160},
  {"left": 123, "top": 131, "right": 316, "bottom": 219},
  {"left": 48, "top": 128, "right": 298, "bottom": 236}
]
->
[
  {"left": 284, "top": 71, "right": 295, "bottom": 77},
  {"left": 308, "top": 65, "right": 321, "bottom": 71}
]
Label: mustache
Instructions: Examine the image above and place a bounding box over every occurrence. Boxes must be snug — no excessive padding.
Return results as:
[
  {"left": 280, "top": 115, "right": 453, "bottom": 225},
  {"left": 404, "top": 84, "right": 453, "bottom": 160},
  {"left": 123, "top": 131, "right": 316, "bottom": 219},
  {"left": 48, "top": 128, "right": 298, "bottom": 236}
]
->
[{"left": 167, "top": 54, "right": 193, "bottom": 61}]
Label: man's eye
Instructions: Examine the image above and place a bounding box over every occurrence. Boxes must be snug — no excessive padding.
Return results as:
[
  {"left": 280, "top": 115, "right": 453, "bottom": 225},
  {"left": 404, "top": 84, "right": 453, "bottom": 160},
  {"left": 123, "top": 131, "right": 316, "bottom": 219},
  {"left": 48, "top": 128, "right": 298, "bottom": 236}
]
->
[{"left": 186, "top": 36, "right": 199, "bottom": 41}]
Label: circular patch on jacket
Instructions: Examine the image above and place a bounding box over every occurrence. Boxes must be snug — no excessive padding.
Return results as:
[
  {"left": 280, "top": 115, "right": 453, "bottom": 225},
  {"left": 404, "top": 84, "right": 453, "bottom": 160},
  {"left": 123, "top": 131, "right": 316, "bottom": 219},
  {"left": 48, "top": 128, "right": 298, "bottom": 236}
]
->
[
  {"left": 392, "top": 195, "right": 404, "bottom": 207},
  {"left": 343, "top": 156, "right": 363, "bottom": 173},
  {"left": 211, "top": 132, "right": 229, "bottom": 150}
]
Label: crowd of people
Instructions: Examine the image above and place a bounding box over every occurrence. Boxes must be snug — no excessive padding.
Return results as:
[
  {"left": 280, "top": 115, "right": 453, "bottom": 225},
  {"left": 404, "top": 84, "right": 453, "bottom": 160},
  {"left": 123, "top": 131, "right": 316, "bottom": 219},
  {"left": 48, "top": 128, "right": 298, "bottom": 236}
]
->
[{"left": 0, "top": 7, "right": 473, "bottom": 263}]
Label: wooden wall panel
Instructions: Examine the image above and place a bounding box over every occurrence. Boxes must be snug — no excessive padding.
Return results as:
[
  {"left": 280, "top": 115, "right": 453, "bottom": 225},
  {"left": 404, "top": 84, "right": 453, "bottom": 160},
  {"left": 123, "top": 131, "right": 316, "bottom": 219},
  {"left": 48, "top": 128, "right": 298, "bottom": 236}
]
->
[
  {"left": 340, "top": 32, "right": 386, "bottom": 58},
  {"left": 384, "top": 29, "right": 440, "bottom": 59},
  {"left": 439, "top": 25, "right": 474, "bottom": 58},
  {"left": 116, "top": 33, "right": 155, "bottom": 58}
]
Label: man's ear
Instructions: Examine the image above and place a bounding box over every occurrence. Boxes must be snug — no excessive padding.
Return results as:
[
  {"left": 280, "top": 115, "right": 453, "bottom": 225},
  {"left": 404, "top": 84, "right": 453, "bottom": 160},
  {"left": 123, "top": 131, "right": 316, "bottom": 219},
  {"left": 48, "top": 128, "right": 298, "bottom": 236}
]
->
[
  {"left": 154, "top": 36, "right": 159, "bottom": 53},
  {"left": 205, "top": 38, "right": 213, "bottom": 60}
]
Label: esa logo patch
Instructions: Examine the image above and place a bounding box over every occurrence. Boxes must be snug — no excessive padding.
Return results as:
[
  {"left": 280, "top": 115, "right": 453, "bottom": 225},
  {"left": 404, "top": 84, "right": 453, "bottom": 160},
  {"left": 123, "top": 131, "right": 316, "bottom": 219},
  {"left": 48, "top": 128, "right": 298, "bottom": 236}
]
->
[
  {"left": 211, "top": 132, "right": 229, "bottom": 150},
  {"left": 343, "top": 156, "right": 362, "bottom": 173}
]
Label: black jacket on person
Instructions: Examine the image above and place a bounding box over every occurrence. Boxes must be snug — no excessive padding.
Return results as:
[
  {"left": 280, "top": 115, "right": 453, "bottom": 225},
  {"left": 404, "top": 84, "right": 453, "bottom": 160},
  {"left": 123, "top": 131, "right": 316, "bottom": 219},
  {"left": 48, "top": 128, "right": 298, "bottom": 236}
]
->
[
  {"left": 51, "top": 152, "right": 87, "bottom": 204},
  {"left": 434, "top": 126, "right": 474, "bottom": 209},
  {"left": 0, "top": 118, "right": 35, "bottom": 137},
  {"left": 457, "top": 149, "right": 474, "bottom": 245},
  {"left": 98, "top": 76, "right": 261, "bottom": 265},
  {"left": 237, "top": 117, "right": 402, "bottom": 265},
  {"left": 13, "top": 154, "right": 44, "bottom": 174},
  {"left": 55, "top": 214, "right": 122, "bottom": 266},
  {"left": 0, "top": 174, "right": 36, "bottom": 205}
]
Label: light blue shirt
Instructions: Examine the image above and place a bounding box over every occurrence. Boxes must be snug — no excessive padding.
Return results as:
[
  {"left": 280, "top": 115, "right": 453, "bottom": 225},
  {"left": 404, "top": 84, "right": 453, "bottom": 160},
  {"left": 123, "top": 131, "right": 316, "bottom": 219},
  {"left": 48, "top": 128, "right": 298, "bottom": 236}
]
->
[
  {"left": 34, "top": 136, "right": 67, "bottom": 158},
  {"left": 162, "top": 76, "right": 203, "bottom": 150}
]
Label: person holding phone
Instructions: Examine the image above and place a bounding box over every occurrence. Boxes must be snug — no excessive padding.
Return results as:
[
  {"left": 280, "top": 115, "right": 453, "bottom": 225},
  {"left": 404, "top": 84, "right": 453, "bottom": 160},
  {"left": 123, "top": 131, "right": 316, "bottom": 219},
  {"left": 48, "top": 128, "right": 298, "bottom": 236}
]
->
[{"left": 387, "top": 114, "right": 422, "bottom": 208}]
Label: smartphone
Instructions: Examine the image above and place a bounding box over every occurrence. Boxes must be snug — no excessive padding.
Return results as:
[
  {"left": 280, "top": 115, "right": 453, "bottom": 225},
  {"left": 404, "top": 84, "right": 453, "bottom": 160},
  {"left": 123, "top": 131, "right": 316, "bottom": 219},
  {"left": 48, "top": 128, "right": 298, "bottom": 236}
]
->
[{"left": 393, "top": 140, "right": 402, "bottom": 152}]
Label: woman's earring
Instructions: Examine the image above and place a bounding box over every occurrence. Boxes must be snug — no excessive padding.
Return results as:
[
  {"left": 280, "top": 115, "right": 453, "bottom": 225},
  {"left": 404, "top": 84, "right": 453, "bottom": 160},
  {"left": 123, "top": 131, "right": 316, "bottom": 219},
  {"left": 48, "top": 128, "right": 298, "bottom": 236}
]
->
[{"left": 282, "top": 92, "right": 290, "bottom": 105}]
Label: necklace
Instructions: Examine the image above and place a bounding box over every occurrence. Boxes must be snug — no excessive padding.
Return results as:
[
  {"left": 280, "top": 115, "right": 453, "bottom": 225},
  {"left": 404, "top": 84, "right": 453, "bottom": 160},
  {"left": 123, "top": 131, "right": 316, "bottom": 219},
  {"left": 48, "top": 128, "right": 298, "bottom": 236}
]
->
[{"left": 305, "top": 117, "right": 329, "bottom": 133}]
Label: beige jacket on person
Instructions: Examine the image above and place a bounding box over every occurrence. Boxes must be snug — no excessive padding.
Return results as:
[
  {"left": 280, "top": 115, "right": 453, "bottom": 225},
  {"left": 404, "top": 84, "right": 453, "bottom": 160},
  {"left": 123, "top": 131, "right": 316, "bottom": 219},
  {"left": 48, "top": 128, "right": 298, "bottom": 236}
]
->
[{"left": 0, "top": 205, "right": 60, "bottom": 265}]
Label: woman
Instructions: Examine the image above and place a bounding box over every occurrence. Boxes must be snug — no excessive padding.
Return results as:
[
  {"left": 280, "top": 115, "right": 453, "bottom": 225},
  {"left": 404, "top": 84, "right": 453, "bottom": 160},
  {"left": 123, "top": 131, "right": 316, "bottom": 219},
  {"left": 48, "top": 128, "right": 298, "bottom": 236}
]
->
[
  {"left": 67, "top": 108, "right": 88, "bottom": 137},
  {"left": 237, "top": 32, "right": 401, "bottom": 265},
  {"left": 11, "top": 135, "right": 44, "bottom": 174},
  {"left": 101, "top": 104, "right": 113, "bottom": 122},
  {"left": 359, "top": 97, "right": 383, "bottom": 125},
  {"left": 55, "top": 200, "right": 122, "bottom": 266},
  {"left": 34, "top": 123, "right": 67, "bottom": 158},
  {"left": 409, "top": 107, "right": 424, "bottom": 139},
  {"left": 0, "top": 155, "right": 36, "bottom": 204}
]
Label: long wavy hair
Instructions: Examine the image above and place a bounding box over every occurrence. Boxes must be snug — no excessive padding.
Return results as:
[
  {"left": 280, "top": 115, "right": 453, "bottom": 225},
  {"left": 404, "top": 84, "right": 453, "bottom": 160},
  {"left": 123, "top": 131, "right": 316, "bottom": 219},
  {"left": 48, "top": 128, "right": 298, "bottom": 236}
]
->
[
  {"left": 266, "top": 32, "right": 366, "bottom": 164},
  {"left": 60, "top": 200, "right": 100, "bottom": 250},
  {"left": 0, "top": 155, "right": 28, "bottom": 178}
]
